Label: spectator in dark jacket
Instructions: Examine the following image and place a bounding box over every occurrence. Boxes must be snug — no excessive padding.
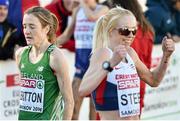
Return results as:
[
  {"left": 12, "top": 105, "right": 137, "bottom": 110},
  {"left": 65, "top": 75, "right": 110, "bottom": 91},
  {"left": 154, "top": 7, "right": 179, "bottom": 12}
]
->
[
  {"left": 0, "top": 0, "right": 25, "bottom": 60},
  {"left": 7, "top": 0, "right": 38, "bottom": 46},
  {"left": 145, "top": 0, "right": 180, "bottom": 44},
  {"left": 172, "top": 0, "right": 180, "bottom": 35}
]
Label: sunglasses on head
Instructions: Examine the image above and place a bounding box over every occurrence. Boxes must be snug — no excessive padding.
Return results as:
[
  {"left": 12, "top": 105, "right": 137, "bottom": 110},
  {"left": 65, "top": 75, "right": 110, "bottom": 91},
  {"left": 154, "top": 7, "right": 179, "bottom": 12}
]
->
[{"left": 115, "top": 27, "right": 137, "bottom": 36}]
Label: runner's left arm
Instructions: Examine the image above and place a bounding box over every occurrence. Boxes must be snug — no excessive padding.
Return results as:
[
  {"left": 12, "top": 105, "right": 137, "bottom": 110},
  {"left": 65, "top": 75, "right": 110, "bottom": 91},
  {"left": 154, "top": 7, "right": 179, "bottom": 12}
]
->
[{"left": 130, "top": 37, "right": 174, "bottom": 87}]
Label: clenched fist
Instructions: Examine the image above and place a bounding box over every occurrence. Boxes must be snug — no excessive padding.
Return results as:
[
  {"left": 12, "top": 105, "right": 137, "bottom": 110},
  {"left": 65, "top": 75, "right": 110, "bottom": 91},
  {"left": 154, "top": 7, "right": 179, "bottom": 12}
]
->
[
  {"left": 162, "top": 36, "right": 175, "bottom": 58},
  {"left": 110, "top": 45, "right": 127, "bottom": 67}
]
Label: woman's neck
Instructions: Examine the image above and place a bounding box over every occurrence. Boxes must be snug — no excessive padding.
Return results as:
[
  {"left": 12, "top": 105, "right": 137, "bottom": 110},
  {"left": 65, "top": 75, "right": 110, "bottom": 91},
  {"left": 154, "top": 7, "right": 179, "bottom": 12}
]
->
[{"left": 32, "top": 41, "right": 51, "bottom": 57}]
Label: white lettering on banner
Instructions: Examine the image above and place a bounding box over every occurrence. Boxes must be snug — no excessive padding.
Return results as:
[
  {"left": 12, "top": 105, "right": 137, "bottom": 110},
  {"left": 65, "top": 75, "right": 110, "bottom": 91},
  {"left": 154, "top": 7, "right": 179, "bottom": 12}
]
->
[
  {"left": 143, "top": 100, "right": 177, "bottom": 112},
  {"left": 117, "top": 74, "right": 140, "bottom": 117},
  {"left": 19, "top": 78, "right": 44, "bottom": 113}
]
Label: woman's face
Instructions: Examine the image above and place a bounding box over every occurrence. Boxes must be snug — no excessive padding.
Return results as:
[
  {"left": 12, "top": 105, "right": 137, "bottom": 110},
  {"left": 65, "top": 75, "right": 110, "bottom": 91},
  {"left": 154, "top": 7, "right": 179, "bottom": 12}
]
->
[
  {"left": 109, "top": 14, "right": 137, "bottom": 47},
  {"left": 0, "top": 5, "right": 8, "bottom": 22},
  {"left": 23, "top": 14, "right": 48, "bottom": 46}
]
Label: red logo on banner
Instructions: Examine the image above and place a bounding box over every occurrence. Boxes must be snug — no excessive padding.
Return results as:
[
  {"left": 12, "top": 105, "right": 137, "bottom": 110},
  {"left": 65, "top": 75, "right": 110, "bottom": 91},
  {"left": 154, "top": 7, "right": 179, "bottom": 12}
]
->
[{"left": 6, "top": 74, "right": 20, "bottom": 87}]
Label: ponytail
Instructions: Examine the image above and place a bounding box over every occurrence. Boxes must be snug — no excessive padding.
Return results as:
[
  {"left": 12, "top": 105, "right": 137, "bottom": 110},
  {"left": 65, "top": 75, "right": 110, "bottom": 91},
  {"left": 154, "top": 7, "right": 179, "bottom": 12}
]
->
[
  {"left": 92, "top": 16, "right": 107, "bottom": 52},
  {"left": 48, "top": 13, "right": 59, "bottom": 43}
]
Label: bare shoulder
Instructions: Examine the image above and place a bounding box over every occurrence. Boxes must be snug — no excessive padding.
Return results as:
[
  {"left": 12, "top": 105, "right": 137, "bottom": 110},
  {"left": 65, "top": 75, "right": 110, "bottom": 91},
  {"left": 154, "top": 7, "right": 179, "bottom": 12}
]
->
[
  {"left": 15, "top": 46, "right": 29, "bottom": 64},
  {"left": 15, "top": 46, "right": 28, "bottom": 57},
  {"left": 50, "top": 47, "right": 67, "bottom": 67},
  {"left": 51, "top": 46, "right": 63, "bottom": 55},
  {"left": 50, "top": 47, "right": 66, "bottom": 61}
]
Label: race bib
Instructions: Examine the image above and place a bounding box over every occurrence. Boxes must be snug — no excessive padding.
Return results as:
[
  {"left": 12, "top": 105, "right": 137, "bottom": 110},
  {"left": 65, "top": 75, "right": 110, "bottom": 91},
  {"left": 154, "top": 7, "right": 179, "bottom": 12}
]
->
[
  {"left": 19, "top": 78, "right": 45, "bottom": 113},
  {"left": 117, "top": 74, "right": 140, "bottom": 117}
]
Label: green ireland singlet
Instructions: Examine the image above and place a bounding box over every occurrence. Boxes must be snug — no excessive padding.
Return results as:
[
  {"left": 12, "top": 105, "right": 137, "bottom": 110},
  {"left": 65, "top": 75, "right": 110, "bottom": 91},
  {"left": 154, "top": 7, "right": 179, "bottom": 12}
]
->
[{"left": 18, "top": 45, "right": 64, "bottom": 120}]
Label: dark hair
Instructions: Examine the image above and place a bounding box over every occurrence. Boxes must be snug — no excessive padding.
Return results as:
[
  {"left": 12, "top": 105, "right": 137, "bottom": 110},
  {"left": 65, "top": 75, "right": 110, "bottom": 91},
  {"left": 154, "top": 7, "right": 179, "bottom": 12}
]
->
[
  {"left": 112, "top": 0, "right": 154, "bottom": 35},
  {"left": 24, "top": 6, "right": 59, "bottom": 43}
]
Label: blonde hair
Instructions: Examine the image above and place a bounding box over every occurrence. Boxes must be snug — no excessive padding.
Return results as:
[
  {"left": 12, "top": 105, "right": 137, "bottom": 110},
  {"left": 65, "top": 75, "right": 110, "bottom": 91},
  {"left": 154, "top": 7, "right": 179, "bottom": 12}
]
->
[
  {"left": 24, "top": 6, "right": 59, "bottom": 43},
  {"left": 92, "top": 6, "right": 135, "bottom": 52}
]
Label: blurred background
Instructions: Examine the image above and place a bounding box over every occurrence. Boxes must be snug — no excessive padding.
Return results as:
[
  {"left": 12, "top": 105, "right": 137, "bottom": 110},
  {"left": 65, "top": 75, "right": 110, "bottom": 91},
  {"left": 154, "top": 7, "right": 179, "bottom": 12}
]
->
[{"left": 0, "top": 0, "right": 180, "bottom": 120}]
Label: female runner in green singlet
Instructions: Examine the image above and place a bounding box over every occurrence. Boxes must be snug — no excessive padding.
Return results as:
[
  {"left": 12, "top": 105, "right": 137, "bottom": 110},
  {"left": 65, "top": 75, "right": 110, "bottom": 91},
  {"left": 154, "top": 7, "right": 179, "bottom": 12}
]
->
[{"left": 15, "top": 6, "right": 74, "bottom": 120}]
